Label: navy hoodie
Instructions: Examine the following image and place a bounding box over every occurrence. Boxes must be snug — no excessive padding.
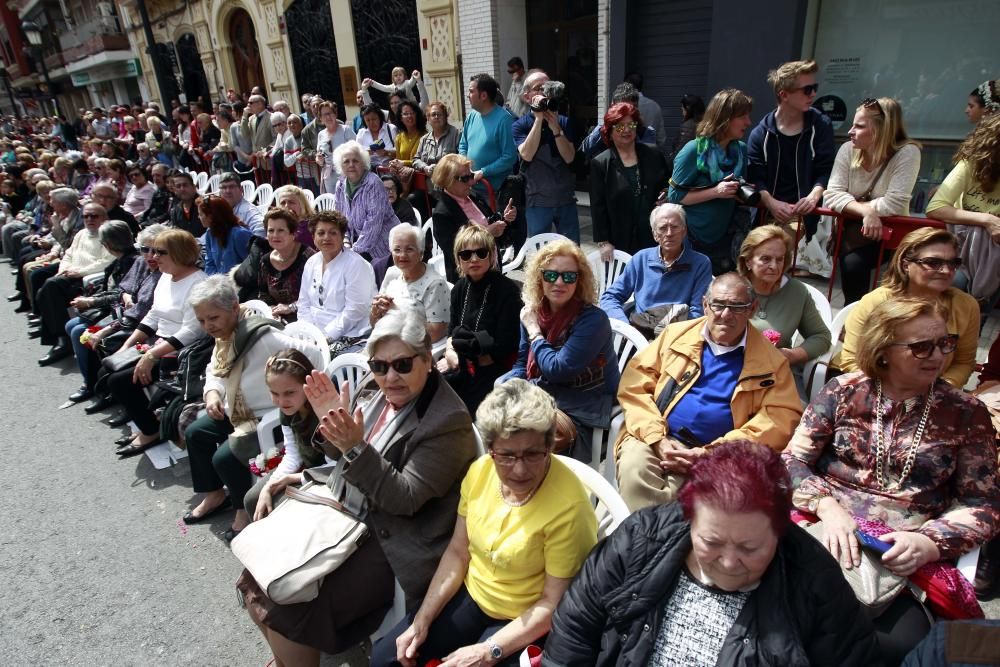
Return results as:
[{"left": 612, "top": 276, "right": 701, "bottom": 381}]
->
[{"left": 747, "top": 107, "right": 835, "bottom": 205}]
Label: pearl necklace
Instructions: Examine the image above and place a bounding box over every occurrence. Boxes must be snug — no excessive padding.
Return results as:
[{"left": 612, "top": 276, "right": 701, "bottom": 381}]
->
[
  {"left": 873, "top": 379, "right": 934, "bottom": 492},
  {"left": 498, "top": 479, "right": 539, "bottom": 507}
]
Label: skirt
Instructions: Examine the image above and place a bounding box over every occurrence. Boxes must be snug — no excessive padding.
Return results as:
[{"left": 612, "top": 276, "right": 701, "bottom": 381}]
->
[{"left": 236, "top": 532, "right": 395, "bottom": 654}]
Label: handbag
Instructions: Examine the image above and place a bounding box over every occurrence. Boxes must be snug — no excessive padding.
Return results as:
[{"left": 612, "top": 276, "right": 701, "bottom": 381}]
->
[
  {"left": 101, "top": 345, "right": 142, "bottom": 373},
  {"left": 230, "top": 481, "right": 369, "bottom": 605},
  {"left": 837, "top": 158, "right": 892, "bottom": 254}
]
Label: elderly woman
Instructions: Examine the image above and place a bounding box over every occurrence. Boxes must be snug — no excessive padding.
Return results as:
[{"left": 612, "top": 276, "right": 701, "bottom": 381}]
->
[
  {"left": 590, "top": 102, "right": 669, "bottom": 259},
  {"left": 356, "top": 102, "right": 398, "bottom": 169},
  {"left": 437, "top": 224, "right": 523, "bottom": 413},
  {"left": 267, "top": 111, "right": 291, "bottom": 188},
  {"left": 738, "top": 224, "right": 831, "bottom": 364},
  {"left": 783, "top": 298, "right": 1000, "bottom": 661},
  {"left": 544, "top": 441, "right": 878, "bottom": 665},
  {"left": 237, "top": 308, "right": 477, "bottom": 666},
  {"left": 668, "top": 88, "right": 754, "bottom": 274},
  {"left": 210, "top": 110, "right": 236, "bottom": 174},
  {"left": 824, "top": 97, "right": 921, "bottom": 304},
  {"left": 282, "top": 114, "right": 318, "bottom": 194},
  {"left": 180, "top": 276, "right": 324, "bottom": 541},
  {"left": 274, "top": 184, "right": 316, "bottom": 248},
  {"left": 431, "top": 153, "right": 517, "bottom": 282},
  {"left": 599, "top": 203, "right": 713, "bottom": 336},
  {"left": 839, "top": 228, "right": 978, "bottom": 388},
  {"left": 502, "top": 240, "right": 620, "bottom": 462},
  {"left": 314, "top": 101, "right": 356, "bottom": 194},
  {"left": 123, "top": 165, "right": 155, "bottom": 218},
  {"left": 197, "top": 195, "right": 253, "bottom": 275},
  {"left": 372, "top": 380, "right": 598, "bottom": 666},
  {"left": 381, "top": 173, "right": 418, "bottom": 224},
  {"left": 412, "top": 101, "right": 460, "bottom": 177},
  {"left": 371, "top": 223, "right": 450, "bottom": 342},
  {"left": 195, "top": 112, "right": 220, "bottom": 168},
  {"left": 296, "top": 210, "right": 376, "bottom": 353},
  {"left": 144, "top": 116, "right": 174, "bottom": 166},
  {"left": 234, "top": 207, "right": 314, "bottom": 321},
  {"left": 332, "top": 140, "right": 400, "bottom": 262},
  {"left": 108, "top": 230, "right": 207, "bottom": 457}
]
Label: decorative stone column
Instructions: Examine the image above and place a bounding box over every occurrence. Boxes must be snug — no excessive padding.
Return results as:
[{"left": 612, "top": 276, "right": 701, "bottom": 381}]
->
[{"left": 418, "top": 0, "right": 462, "bottom": 118}]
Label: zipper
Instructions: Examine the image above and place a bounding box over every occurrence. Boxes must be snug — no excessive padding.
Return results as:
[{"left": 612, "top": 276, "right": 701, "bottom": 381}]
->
[
  {"left": 770, "top": 130, "right": 780, "bottom": 196},
  {"left": 794, "top": 132, "right": 803, "bottom": 198}
]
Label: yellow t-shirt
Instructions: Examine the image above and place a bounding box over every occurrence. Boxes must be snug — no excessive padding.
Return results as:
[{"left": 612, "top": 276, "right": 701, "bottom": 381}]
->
[
  {"left": 926, "top": 159, "right": 1000, "bottom": 217},
  {"left": 459, "top": 454, "right": 598, "bottom": 620},
  {"left": 397, "top": 130, "right": 421, "bottom": 164}
]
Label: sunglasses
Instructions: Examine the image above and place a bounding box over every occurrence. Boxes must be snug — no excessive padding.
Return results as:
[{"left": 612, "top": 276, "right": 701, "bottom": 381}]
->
[
  {"left": 139, "top": 245, "right": 154, "bottom": 254},
  {"left": 368, "top": 354, "right": 419, "bottom": 376},
  {"left": 149, "top": 247, "right": 169, "bottom": 257},
  {"left": 862, "top": 98, "right": 885, "bottom": 116},
  {"left": 458, "top": 247, "right": 489, "bottom": 261},
  {"left": 489, "top": 449, "right": 549, "bottom": 467},
  {"left": 706, "top": 301, "right": 754, "bottom": 315},
  {"left": 908, "top": 256, "right": 962, "bottom": 272},
  {"left": 456, "top": 173, "right": 475, "bottom": 183},
  {"left": 540, "top": 269, "right": 578, "bottom": 284},
  {"left": 890, "top": 334, "right": 959, "bottom": 359},
  {"left": 793, "top": 83, "right": 819, "bottom": 96},
  {"left": 613, "top": 122, "right": 639, "bottom": 134}
]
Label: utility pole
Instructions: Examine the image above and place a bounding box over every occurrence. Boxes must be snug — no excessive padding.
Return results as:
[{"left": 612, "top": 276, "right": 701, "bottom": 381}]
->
[{"left": 134, "top": 0, "right": 174, "bottom": 107}]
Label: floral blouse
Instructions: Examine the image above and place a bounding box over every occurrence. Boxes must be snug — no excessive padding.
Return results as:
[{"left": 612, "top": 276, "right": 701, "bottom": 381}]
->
[{"left": 782, "top": 371, "right": 999, "bottom": 559}]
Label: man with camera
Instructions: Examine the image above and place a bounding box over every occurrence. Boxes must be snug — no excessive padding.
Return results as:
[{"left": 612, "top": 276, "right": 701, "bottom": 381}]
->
[{"left": 512, "top": 71, "right": 579, "bottom": 242}]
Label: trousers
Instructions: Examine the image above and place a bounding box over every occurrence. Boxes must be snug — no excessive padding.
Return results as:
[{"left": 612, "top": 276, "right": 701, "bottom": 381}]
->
[{"left": 616, "top": 434, "right": 686, "bottom": 512}]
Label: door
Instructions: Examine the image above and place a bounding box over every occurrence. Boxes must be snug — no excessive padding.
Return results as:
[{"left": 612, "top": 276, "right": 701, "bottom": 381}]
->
[
  {"left": 285, "top": 0, "right": 345, "bottom": 115},
  {"left": 176, "top": 33, "right": 211, "bottom": 106},
  {"left": 229, "top": 9, "right": 266, "bottom": 96},
  {"left": 349, "top": 0, "right": 422, "bottom": 107}
]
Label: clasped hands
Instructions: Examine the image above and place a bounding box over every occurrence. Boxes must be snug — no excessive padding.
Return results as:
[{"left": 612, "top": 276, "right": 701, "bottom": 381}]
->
[
  {"left": 654, "top": 437, "right": 706, "bottom": 474},
  {"left": 303, "top": 370, "right": 364, "bottom": 454}
]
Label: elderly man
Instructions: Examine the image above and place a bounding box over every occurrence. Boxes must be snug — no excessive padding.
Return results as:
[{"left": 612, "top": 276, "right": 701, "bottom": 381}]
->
[
  {"left": 299, "top": 95, "right": 324, "bottom": 152},
  {"left": 599, "top": 204, "right": 713, "bottom": 336},
  {"left": 216, "top": 172, "right": 264, "bottom": 237},
  {"left": 240, "top": 94, "right": 274, "bottom": 159},
  {"left": 15, "top": 187, "right": 83, "bottom": 314},
  {"left": 89, "top": 182, "right": 138, "bottom": 235},
  {"left": 614, "top": 272, "right": 802, "bottom": 511}
]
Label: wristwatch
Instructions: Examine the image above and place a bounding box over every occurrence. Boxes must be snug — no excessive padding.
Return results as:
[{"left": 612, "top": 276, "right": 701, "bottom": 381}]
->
[
  {"left": 485, "top": 637, "right": 503, "bottom": 661},
  {"left": 343, "top": 442, "right": 366, "bottom": 463}
]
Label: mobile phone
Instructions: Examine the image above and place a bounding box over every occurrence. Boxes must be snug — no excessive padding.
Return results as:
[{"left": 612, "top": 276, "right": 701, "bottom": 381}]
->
[{"left": 855, "top": 530, "right": 892, "bottom": 555}]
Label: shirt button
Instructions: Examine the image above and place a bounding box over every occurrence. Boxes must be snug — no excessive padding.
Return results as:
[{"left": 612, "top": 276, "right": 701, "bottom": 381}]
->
[
  {"left": 631, "top": 592, "right": 638, "bottom": 600},
  {"left": 743, "top": 638, "right": 750, "bottom": 644},
  {"left": 620, "top": 633, "right": 628, "bottom": 642},
  {"left": 643, "top": 624, "right": 650, "bottom": 632}
]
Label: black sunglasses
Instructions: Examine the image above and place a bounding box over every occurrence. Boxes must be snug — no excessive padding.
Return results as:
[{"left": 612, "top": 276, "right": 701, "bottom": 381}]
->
[
  {"left": 862, "top": 98, "right": 885, "bottom": 116},
  {"left": 890, "top": 334, "right": 959, "bottom": 359},
  {"left": 456, "top": 173, "right": 475, "bottom": 183},
  {"left": 793, "top": 83, "right": 819, "bottom": 96},
  {"left": 150, "top": 247, "right": 169, "bottom": 257},
  {"left": 458, "top": 247, "right": 489, "bottom": 261},
  {"left": 907, "top": 256, "right": 962, "bottom": 272},
  {"left": 540, "top": 269, "right": 578, "bottom": 284},
  {"left": 368, "top": 355, "right": 419, "bottom": 376},
  {"left": 139, "top": 245, "right": 153, "bottom": 253}
]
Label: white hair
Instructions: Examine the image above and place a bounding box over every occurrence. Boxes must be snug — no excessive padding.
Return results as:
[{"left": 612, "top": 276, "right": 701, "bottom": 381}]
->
[
  {"left": 332, "top": 140, "right": 371, "bottom": 175},
  {"left": 475, "top": 379, "right": 557, "bottom": 450},
  {"left": 649, "top": 203, "right": 687, "bottom": 230},
  {"left": 389, "top": 223, "right": 424, "bottom": 250},
  {"left": 365, "top": 307, "right": 432, "bottom": 359},
  {"left": 269, "top": 111, "right": 287, "bottom": 125},
  {"left": 188, "top": 274, "right": 239, "bottom": 311}
]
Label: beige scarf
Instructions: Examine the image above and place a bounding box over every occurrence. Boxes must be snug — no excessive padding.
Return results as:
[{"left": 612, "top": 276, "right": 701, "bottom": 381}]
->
[{"left": 210, "top": 306, "right": 258, "bottom": 435}]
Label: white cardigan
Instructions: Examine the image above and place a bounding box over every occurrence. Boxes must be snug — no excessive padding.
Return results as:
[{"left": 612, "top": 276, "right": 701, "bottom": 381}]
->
[
  {"left": 822, "top": 142, "right": 921, "bottom": 216},
  {"left": 296, "top": 248, "right": 376, "bottom": 340}
]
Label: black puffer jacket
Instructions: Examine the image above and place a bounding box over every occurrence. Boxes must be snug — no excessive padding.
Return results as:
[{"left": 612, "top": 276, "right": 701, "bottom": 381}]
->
[{"left": 542, "top": 503, "right": 880, "bottom": 667}]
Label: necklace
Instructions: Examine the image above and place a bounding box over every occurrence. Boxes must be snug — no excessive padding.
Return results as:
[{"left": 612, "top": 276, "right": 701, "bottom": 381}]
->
[
  {"left": 498, "top": 478, "right": 539, "bottom": 507},
  {"left": 272, "top": 249, "right": 294, "bottom": 264},
  {"left": 873, "top": 379, "right": 934, "bottom": 491},
  {"left": 755, "top": 282, "right": 777, "bottom": 319},
  {"left": 460, "top": 280, "right": 491, "bottom": 331}
]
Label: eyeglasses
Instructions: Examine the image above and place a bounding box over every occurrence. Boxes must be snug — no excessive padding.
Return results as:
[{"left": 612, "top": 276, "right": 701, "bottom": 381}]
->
[
  {"left": 792, "top": 83, "right": 819, "bottom": 96},
  {"left": 368, "top": 355, "right": 419, "bottom": 376},
  {"left": 82, "top": 213, "right": 103, "bottom": 219},
  {"left": 890, "top": 334, "right": 959, "bottom": 359},
  {"left": 139, "top": 245, "right": 153, "bottom": 254},
  {"left": 391, "top": 245, "right": 420, "bottom": 255},
  {"left": 149, "top": 247, "right": 169, "bottom": 257},
  {"left": 613, "top": 122, "right": 639, "bottom": 134},
  {"left": 908, "top": 256, "right": 962, "bottom": 272},
  {"left": 490, "top": 449, "right": 549, "bottom": 467},
  {"left": 458, "top": 247, "right": 489, "bottom": 261},
  {"left": 272, "top": 123, "right": 285, "bottom": 128},
  {"left": 456, "top": 173, "right": 475, "bottom": 183},
  {"left": 706, "top": 301, "right": 755, "bottom": 315},
  {"left": 862, "top": 98, "right": 885, "bottom": 116},
  {"left": 541, "top": 269, "right": 578, "bottom": 284}
]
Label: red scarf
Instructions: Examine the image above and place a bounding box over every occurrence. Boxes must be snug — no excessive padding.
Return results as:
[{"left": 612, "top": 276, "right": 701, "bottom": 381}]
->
[{"left": 525, "top": 298, "right": 584, "bottom": 380}]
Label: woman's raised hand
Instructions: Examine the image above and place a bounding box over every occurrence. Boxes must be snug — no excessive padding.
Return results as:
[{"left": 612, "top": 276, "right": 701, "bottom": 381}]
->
[
  {"left": 317, "top": 382, "right": 365, "bottom": 454},
  {"left": 303, "top": 370, "right": 342, "bottom": 419}
]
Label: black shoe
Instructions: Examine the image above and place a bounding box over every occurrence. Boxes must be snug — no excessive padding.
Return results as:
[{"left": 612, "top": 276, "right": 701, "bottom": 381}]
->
[
  {"left": 38, "top": 344, "right": 72, "bottom": 366},
  {"left": 14, "top": 303, "right": 30, "bottom": 313},
  {"left": 182, "top": 497, "right": 233, "bottom": 524},
  {"left": 106, "top": 412, "right": 130, "bottom": 428},
  {"left": 975, "top": 542, "right": 999, "bottom": 600},
  {"left": 28, "top": 327, "right": 43, "bottom": 339},
  {"left": 116, "top": 437, "right": 164, "bottom": 458},
  {"left": 85, "top": 395, "right": 116, "bottom": 414},
  {"left": 69, "top": 386, "right": 94, "bottom": 403},
  {"left": 6, "top": 292, "right": 21, "bottom": 302},
  {"left": 223, "top": 527, "right": 243, "bottom": 543},
  {"left": 115, "top": 433, "right": 138, "bottom": 447},
  {"left": 27, "top": 315, "right": 41, "bottom": 326}
]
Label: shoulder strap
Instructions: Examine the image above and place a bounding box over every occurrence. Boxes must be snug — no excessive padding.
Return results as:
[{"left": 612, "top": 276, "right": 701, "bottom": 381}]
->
[{"left": 859, "top": 155, "right": 893, "bottom": 201}]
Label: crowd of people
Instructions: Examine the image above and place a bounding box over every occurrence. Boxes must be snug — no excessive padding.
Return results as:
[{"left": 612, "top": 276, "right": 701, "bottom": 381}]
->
[{"left": 1, "top": 58, "right": 999, "bottom": 667}]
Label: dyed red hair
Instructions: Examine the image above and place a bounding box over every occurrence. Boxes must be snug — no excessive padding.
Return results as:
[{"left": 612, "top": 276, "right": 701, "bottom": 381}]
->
[
  {"left": 678, "top": 440, "right": 792, "bottom": 536},
  {"left": 197, "top": 194, "right": 243, "bottom": 245},
  {"left": 600, "top": 102, "right": 643, "bottom": 147}
]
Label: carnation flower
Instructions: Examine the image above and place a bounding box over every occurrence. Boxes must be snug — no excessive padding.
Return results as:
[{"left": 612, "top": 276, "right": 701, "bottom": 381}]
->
[{"left": 762, "top": 329, "right": 782, "bottom": 345}]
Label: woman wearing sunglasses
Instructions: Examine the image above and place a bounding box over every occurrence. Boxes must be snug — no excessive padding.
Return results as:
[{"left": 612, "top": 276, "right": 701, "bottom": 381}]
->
[
  {"left": 783, "top": 297, "right": 999, "bottom": 663},
  {"left": 239, "top": 308, "right": 477, "bottom": 667},
  {"left": 432, "top": 153, "right": 517, "bottom": 282},
  {"left": 501, "top": 239, "right": 619, "bottom": 462},
  {"left": 838, "top": 228, "right": 978, "bottom": 389},
  {"left": 437, "top": 224, "right": 523, "bottom": 413}
]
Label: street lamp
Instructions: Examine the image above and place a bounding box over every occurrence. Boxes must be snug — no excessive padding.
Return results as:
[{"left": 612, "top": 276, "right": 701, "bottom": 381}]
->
[
  {"left": 21, "top": 20, "right": 58, "bottom": 116},
  {"left": 0, "top": 62, "right": 19, "bottom": 119}
]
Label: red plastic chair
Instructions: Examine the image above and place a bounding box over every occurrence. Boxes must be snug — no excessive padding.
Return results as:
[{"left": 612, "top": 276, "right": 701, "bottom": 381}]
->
[{"left": 872, "top": 218, "right": 947, "bottom": 286}]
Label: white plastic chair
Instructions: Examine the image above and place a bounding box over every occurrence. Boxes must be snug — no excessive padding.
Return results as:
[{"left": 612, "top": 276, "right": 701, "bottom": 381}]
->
[
  {"left": 502, "top": 233, "right": 570, "bottom": 275},
  {"left": 555, "top": 455, "right": 631, "bottom": 537},
  {"left": 82, "top": 271, "right": 104, "bottom": 290},
  {"left": 428, "top": 254, "right": 446, "bottom": 277},
  {"left": 599, "top": 412, "right": 626, "bottom": 488},
  {"left": 587, "top": 249, "right": 632, "bottom": 295},
  {"left": 313, "top": 193, "right": 336, "bottom": 212},
  {"left": 302, "top": 189, "right": 315, "bottom": 206},
  {"left": 423, "top": 219, "right": 441, "bottom": 259},
  {"left": 241, "top": 180, "right": 256, "bottom": 202},
  {"left": 412, "top": 207, "right": 423, "bottom": 227},
  {"left": 609, "top": 318, "right": 649, "bottom": 375},
  {"left": 325, "top": 353, "right": 369, "bottom": 396},
  {"left": 800, "top": 280, "right": 834, "bottom": 327},
  {"left": 194, "top": 171, "right": 209, "bottom": 193},
  {"left": 472, "top": 424, "right": 487, "bottom": 456},
  {"left": 253, "top": 183, "right": 275, "bottom": 210},
  {"left": 205, "top": 173, "right": 222, "bottom": 194},
  {"left": 241, "top": 299, "right": 273, "bottom": 319},
  {"left": 284, "top": 320, "right": 331, "bottom": 368},
  {"left": 804, "top": 301, "right": 857, "bottom": 402}
]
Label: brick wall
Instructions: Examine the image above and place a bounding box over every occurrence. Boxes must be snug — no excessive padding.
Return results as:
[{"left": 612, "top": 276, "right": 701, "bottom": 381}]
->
[{"left": 457, "top": 0, "right": 499, "bottom": 99}]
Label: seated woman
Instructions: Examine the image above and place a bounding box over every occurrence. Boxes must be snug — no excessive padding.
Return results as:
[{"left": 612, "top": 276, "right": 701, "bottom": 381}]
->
[
  {"left": 839, "top": 228, "right": 979, "bottom": 388},
  {"left": 234, "top": 208, "right": 313, "bottom": 322},
  {"left": 386, "top": 100, "right": 425, "bottom": 186},
  {"left": 599, "top": 203, "right": 712, "bottom": 336},
  {"left": 432, "top": 153, "right": 516, "bottom": 282},
  {"left": 738, "top": 224, "right": 831, "bottom": 364},
  {"left": 274, "top": 184, "right": 316, "bottom": 248},
  {"left": 926, "top": 113, "right": 1000, "bottom": 313},
  {"left": 356, "top": 103, "right": 398, "bottom": 170},
  {"left": 372, "top": 379, "right": 598, "bottom": 666},
  {"left": 296, "top": 210, "right": 376, "bottom": 354},
  {"left": 667, "top": 88, "right": 754, "bottom": 274},
  {"left": 109, "top": 230, "right": 207, "bottom": 457},
  {"left": 411, "top": 101, "right": 460, "bottom": 178},
  {"left": 122, "top": 165, "right": 154, "bottom": 218},
  {"left": 371, "top": 223, "right": 450, "bottom": 343},
  {"left": 501, "top": 240, "right": 620, "bottom": 462},
  {"left": 197, "top": 195, "right": 252, "bottom": 275},
  {"left": 823, "top": 97, "right": 921, "bottom": 304},
  {"left": 783, "top": 298, "right": 1000, "bottom": 663},
  {"left": 437, "top": 225, "right": 523, "bottom": 414},
  {"left": 180, "top": 276, "right": 324, "bottom": 541},
  {"left": 283, "top": 114, "right": 318, "bottom": 194},
  {"left": 237, "top": 308, "right": 477, "bottom": 667},
  {"left": 331, "top": 140, "right": 400, "bottom": 263},
  {"left": 543, "top": 441, "right": 878, "bottom": 666},
  {"left": 381, "top": 173, "right": 418, "bottom": 225}
]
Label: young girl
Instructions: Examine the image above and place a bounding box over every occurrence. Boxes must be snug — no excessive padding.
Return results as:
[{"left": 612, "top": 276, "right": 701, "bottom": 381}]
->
[
  {"left": 361, "top": 66, "right": 430, "bottom": 111},
  {"left": 244, "top": 349, "right": 329, "bottom": 520}
]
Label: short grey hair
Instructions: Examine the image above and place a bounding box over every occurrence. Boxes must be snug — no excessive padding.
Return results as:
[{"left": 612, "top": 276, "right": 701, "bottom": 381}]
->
[
  {"left": 49, "top": 187, "right": 80, "bottom": 208},
  {"left": 649, "top": 203, "right": 687, "bottom": 230},
  {"left": 269, "top": 111, "right": 287, "bottom": 125},
  {"left": 706, "top": 272, "right": 756, "bottom": 303},
  {"left": 137, "top": 223, "right": 167, "bottom": 247},
  {"left": 389, "top": 223, "right": 424, "bottom": 250},
  {"left": 248, "top": 94, "right": 266, "bottom": 105},
  {"left": 365, "top": 307, "right": 432, "bottom": 359},
  {"left": 99, "top": 220, "right": 134, "bottom": 253},
  {"left": 333, "top": 140, "right": 371, "bottom": 175},
  {"left": 188, "top": 274, "right": 239, "bottom": 311},
  {"left": 475, "top": 379, "right": 557, "bottom": 450}
]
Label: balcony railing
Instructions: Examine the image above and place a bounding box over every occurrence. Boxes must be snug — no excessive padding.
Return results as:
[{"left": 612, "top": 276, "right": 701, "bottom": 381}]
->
[{"left": 58, "top": 14, "right": 129, "bottom": 63}]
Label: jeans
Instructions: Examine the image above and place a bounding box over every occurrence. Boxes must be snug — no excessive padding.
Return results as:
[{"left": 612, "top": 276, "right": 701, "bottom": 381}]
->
[
  {"left": 525, "top": 203, "right": 580, "bottom": 243},
  {"left": 65, "top": 315, "right": 98, "bottom": 389}
]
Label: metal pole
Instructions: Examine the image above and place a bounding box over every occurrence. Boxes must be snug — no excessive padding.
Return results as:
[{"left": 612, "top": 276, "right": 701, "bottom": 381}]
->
[
  {"left": 1, "top": 74, "right": 18, "bottom": 118},
  {"left": 134, "top": 0, "right": 174, "bottom": 108}
]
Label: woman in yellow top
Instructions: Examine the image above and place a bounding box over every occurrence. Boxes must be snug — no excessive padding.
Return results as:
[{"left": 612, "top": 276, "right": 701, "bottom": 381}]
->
[
  {"left": 388, "top": 100, "right": 426, "bottom": 194},
  {"left": 839, "top": 227, "right": 979, "bottom": 388},
  {"left": 926, "top": 113, "right": 1000, "bottom": 310},
  {"left": 371, "top": 379, "right": 598, "bottom": 667}
]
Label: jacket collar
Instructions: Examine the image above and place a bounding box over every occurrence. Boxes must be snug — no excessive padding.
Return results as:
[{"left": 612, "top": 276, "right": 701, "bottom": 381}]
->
[{"left": 669, "top": 317, "right": 778, "bottom": 379}]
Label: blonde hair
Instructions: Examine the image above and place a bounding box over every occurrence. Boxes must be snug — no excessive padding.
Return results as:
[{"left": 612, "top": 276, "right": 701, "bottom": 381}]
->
[
  {"left": 880, "top": 228, "right": 960, "bottom": 294},
  {"left": 522, "top": 239, "right": 597, "bottom": 310},
  {"left": 156, "top": 229, "right": 202, "bottom": 267},
  {"left": 767, "top": 60, "right": 818, "bottom": 99},
  {"left": 432, "top": 153, "right": 473, "bottom": 190},
  {"left": 274, "top": 184, "right": 316, "bottom": 218},
  {"left": 737, "top": 225, "right": 793, "bottom": 278},
  {"left": 453, "top": 224, "right": 498, "bottom": 277},
  {"left": 855, "top": 297, "right": 948, "bottom": 379},
  {"left": 851, "top": 97, "right": 920, "bottom": 169},
  {"left": 697, "top": 89, "right": 753, "bottom": 142},
  {"left": 475, "top": 379, "right": 556, "bottom": 450}
]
